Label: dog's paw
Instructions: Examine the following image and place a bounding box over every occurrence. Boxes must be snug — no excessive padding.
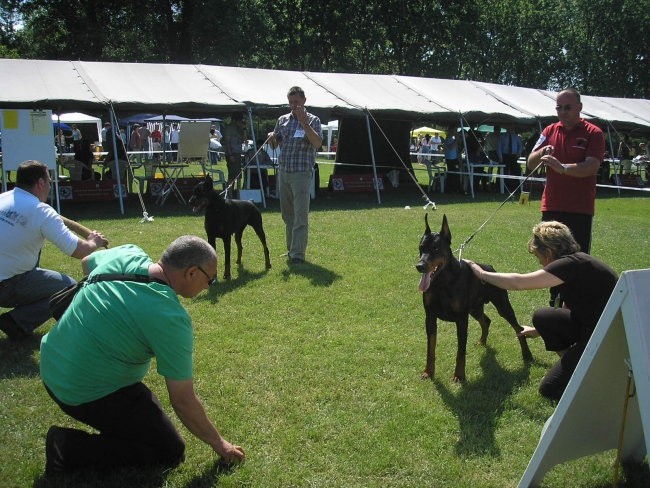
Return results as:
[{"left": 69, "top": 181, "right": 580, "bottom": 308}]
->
[
  {"left": 452, "top": 374, "right": 466, "bottom": 383},
  {"left": 421, "top": 369, "right": 434, "bottom": 380}
]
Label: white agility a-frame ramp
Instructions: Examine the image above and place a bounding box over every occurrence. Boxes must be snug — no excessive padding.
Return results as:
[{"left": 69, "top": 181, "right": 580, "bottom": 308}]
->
[{"left": 519, "top": 269, "right": 650, "bottom": 487}]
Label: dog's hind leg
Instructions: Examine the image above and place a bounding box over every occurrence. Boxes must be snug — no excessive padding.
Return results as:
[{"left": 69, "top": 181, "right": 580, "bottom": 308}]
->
[
  {"left": 470, "top": 308, "right": 491, "bottom": 346},
  {"left": 234, "top": 231, "right": 244, "bottom": 266},
  {"left": 251, "top": 220, "right": 272, "bottom": 270}
]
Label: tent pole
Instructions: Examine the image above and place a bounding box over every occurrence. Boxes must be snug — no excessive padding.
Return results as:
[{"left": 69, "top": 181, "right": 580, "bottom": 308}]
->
[
  {"left": 247, "top": 107, "right": 266, "bottom": 208},
  {"left": 365, "top": 112, "right": 381, "bottom": 205},
  {"left": 53, "top": 113, "right": 62, "bottom": 213},
  {"left": 459, "top": 116, "right": 473, "bottom": 198},
  {"left": 606, "top": 124, "right": 620, "bottom": 195},
  {"left": 162, "top": 114, "right": 167, "bottom": 163},
  {"left": 108, "top": 107, "right": 125, "bottom": 215}
]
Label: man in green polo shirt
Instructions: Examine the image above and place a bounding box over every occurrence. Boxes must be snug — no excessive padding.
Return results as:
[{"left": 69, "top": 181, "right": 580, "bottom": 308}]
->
[{"left": 40, "top": 235, "right": 245, "bottom": 475}]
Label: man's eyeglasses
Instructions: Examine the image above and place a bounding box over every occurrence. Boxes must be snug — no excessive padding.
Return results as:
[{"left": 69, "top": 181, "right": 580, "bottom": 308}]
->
[
  {"left": 197, "top": 265, "right": 216, "bottom": 285},
  {"left": 555, "top": 104, "right": 574, "bottom": 111}
]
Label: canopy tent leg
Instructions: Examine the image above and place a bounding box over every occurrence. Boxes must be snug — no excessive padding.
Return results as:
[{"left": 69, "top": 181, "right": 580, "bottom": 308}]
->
[
  {"left": 247, "top": 107, "right": 266, "bottom": 208},
  {"left": 108, "top": 107, "right": 125, "bottom": 215},
  {"left": 365, "top": 112, "right": 381, "bottom": 205}
]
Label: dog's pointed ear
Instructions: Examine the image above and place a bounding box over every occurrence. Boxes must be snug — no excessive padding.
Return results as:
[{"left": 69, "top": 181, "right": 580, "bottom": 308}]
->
[
  {"left": 424, "top": 213, "right": 431, "bottom": 234},
  {"left": 440, "top": 214, "right": 451, "bottom": 242},
  {"left": 203, "top": 174, "right": 213, "bottom": 188}
]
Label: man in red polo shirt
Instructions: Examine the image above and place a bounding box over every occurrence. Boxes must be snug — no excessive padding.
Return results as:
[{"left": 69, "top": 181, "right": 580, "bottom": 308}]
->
[
  {"left": 527, "top": 88, "right": 605, "bottom": 255},
  {"left": 527, "top": 88, "right": 605, "bottom": 307}
]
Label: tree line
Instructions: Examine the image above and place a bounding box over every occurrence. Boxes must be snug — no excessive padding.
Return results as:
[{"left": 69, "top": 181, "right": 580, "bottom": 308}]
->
[{"left": 1, "top": 0, "right": 648, "bottom": 98}]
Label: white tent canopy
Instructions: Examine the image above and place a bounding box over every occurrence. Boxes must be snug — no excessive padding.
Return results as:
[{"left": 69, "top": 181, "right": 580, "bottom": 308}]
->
[
  {"left": 1, "top": 59, "right": 648, "bottom": 132},
  {"left": 51, "top": 112, "right": 101, "bottom": 141}
]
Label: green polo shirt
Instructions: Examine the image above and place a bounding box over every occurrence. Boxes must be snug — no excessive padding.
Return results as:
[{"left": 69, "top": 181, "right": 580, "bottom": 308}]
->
[{"left": 40, "top": 245, "right": 193, "bottom": 406}]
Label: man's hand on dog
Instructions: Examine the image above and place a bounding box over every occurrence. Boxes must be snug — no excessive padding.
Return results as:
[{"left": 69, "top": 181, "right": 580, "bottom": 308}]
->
[{"left": 517, "top": 325, "right": 540, "bottom": 339}]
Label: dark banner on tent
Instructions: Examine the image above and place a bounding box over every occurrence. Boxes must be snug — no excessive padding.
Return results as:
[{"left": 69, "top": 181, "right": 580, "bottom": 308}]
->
[{"left": 334, "top": 118, "right": 412, "bottom": 177}]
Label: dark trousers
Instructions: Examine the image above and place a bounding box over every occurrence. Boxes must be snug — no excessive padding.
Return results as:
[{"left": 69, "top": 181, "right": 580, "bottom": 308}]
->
[
  {"left": 45, "top": 382, "right": 185, "bottom": 471},
  {"left": 533, "top": 307, "right": 589, "bottom": 401},
  {"left": 445, "top": 158, "right": 461, "bottom": 192},
  {"left": 502, "top": 154, "right": 521, "bottom": 176}
]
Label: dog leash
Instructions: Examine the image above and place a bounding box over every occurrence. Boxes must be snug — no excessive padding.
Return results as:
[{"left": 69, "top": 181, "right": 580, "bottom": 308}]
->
[{"left": 456, "top": 160, "right": 544, "bottom": 261}]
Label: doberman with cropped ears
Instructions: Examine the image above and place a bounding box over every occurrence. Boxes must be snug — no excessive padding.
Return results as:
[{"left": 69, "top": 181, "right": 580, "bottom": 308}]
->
[
  {"left": 189, "top": 175, "right": 271, "bottom": 280},
  {"left": 415, "top": 214, "right": 533, "bottom": 382}
]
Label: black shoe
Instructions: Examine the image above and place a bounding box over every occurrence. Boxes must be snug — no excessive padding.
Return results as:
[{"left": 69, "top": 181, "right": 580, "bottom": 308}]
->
[
  {"left": 0, "top": 313, "right": 29, "bottom": 340},
  {"left": 45, "top": 426, "right": 66, "bottom": 476}
]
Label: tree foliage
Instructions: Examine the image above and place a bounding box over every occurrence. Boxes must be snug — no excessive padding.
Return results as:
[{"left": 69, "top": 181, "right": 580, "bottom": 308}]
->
[{"left": 1, "top": 0, "right": 648, "bottom": 97}]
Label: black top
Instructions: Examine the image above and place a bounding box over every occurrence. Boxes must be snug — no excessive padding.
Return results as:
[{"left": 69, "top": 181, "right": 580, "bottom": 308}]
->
[{"left": 545, "top": 252, "right": 618, "bottom": 334}]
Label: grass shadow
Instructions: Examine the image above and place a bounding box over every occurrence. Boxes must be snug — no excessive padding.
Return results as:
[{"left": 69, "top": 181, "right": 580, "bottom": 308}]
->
[
  {"left": 198, "top": 268, "right": 269, "bottom": 302},
  {"left": 280, "top": 260, "right": 341, "bottom": 287},
  {"left": 0, "top": 334, "right": 42, "bottom": 378},
  {"left": 183, "top": 459, "right": 239, "bottom": 488},
  {"left": 32, "top": 465, "right": 169, "bottom": 488},
  {"left": 434, "top": 345, "right": 531, "bottom": 458}
]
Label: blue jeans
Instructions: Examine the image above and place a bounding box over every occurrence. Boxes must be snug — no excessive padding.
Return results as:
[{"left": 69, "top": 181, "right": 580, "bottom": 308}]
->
[{"left": 0, "top": 268, "right": 74, "bottom": 333}]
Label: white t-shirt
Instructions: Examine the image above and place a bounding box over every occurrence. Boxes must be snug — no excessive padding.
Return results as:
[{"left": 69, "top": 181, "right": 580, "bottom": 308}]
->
[{"left": 0, "top": 188, "right": 78, "bottom": 280}]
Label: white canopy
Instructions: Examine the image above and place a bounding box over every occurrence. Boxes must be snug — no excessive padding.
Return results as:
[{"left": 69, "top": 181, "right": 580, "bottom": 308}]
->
[
  {"left": 0, "top": 58, "right": 648, "bottom": 132},
  {"left": 51, "top": 112, "right": 101, "bottom": 140}
]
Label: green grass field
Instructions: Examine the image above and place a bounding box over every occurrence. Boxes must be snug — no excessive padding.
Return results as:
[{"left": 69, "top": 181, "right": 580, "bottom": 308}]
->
[{"left": 1, "top": 176, "right": 649, "bottom": 487}]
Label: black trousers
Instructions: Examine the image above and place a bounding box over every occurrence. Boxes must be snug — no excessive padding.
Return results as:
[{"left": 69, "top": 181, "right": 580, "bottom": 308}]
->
[
  {"left": 45, "top": 382, "right": 185, "bottom": 471},
  {"left": 532, "top": 307, "right": 590, "bottom": 402},
  {"left": 542, "top": 211, "right": 593, "bottom": 254},
  {"left": 502, "top": 154, "right": 521, "bottom": 176}
]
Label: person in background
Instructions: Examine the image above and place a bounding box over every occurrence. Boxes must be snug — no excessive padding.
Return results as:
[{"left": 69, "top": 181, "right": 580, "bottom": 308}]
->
[
  {"left": 129, "top": 124, "right": 142, "bottom": 164},
  {"left": 138, "top": 123, "right": 152, "bottom": 162},
  {"left": 100, "top": 122, "right": 111, "bottom": 146},
  {"left": 222, "top": 113, "right": 246, "bottom": 197},
  {"left": 209, "top": 128, "right": 222, "bottom": 164},
  {"left": 527, "top": 87, "right": 605, "bottom": 255},
  {"left": 485, "top": 125, "right": 502, "bottom": 163},
  {"left": 500, "top": 126, "right": 523, "bottom": 178},
  {"left": 430, "top": 132, "right": 442, "bottom": 153},
  {"left": 268, "top": 86, "right": 322, "bottom": 264},
  {"left": 467, "top": 221, "right": 617, "bottom": 401},
  {"left": 443, "top": 124, "right": 461, "bottom": 193},
  {"left": 163, "top": 124, "right": 172, "bottom": 161},
  {"left": 210, "top": 124, "right": 222, "bottom": 143},
  {"left": 0, "top": 160, "right": 108, "bottom": 340},
  {"left": 70, "top": 124, "right": 82, "bottom": 151},
  {"left": 40, "top": 235, "right": 245, "bottom": 476},
  {"left": 170, "top": 124, "right": 181, "bottom": 161},
  {"left": 74, "top": 139, "right": 100, "bottom": 181},
  {"left": 55, "top": 128, "right": 67, "bottom": 152}
]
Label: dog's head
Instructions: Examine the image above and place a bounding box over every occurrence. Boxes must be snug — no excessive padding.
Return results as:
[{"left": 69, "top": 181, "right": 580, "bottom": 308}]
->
[
  {"left": 188, "top": 175, "right": 215, "bottom": 213},
  {"left": 416, "top": 213, "right": 452, "bottom": 292}
]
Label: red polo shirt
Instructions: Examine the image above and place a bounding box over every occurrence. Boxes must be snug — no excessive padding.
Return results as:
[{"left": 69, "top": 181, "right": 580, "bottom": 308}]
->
[{"left": 535, "top": 119, "right": 605, "bottom": 216}]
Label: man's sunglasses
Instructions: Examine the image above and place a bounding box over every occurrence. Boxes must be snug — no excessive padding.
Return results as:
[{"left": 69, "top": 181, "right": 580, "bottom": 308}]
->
[
  {"left": 555, "top": 104, "right": 574, "bottom": 111},
  {"left": 197, "top": 265, "right": 217, "bottom": 285}
]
